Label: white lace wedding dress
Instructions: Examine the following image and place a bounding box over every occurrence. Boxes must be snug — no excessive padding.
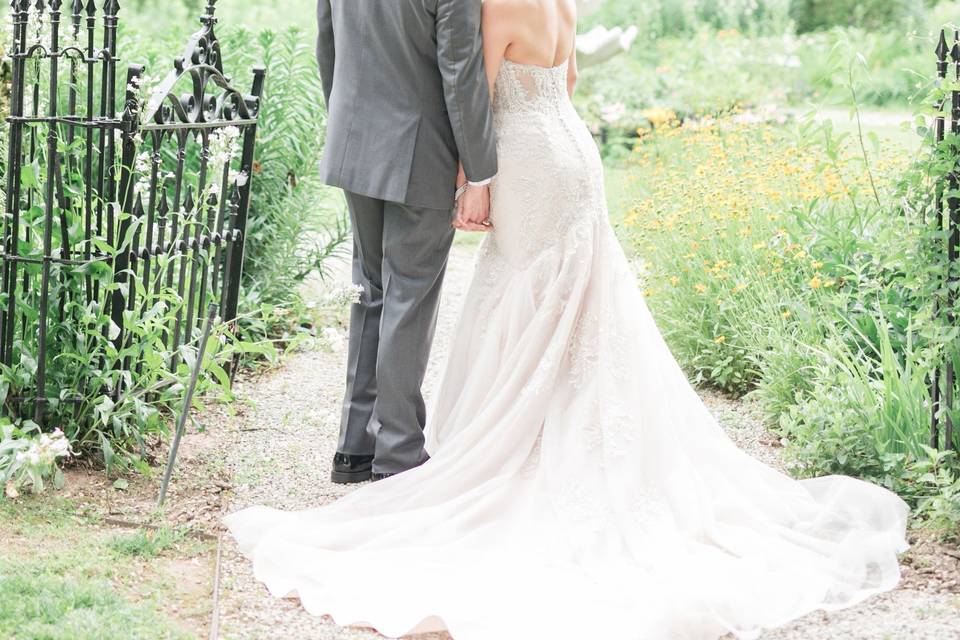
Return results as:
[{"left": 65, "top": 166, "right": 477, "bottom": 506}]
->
[{"left": 225, "top": 60, "right": 910, "bottom": 640}]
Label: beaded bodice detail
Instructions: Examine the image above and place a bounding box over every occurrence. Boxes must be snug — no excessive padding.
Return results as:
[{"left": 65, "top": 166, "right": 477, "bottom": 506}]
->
[{"left": 493, "top": 59, "right": 570, "bottom": 116}]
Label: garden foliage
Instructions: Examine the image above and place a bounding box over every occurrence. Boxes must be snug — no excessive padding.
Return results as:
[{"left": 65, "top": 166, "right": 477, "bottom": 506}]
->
[{"left": 619, "top": 54, "right": 960, "bottom": 533}]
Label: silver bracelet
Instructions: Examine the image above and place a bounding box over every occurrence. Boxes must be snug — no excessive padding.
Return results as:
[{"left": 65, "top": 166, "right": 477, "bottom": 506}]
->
[{"left": 455, "top": 183, "right": 469, "bottom": 201}]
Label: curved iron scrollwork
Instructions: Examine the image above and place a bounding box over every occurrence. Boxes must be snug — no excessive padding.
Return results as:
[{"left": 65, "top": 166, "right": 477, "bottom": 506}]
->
[
  {"left": 1, "top": 0, "right": 265, "bottom": 424},
  {"left": 140, "top": 0, "right": 263, "bottom": 128}
]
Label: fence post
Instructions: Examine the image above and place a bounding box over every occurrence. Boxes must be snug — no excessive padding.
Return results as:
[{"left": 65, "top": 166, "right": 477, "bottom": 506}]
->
[
  {"left": 110, "top": 64, "right": 144, "bottom": 380},
  {"left": 945, "top": 33, "right": 960, "bottom": 452},
  {"left": 0, "top": 0, "right": 29, "bottom": 368},
  {"left": 32, "top": 0, "right": 68, "bottom": 425},
  {"left": 220, "top": 66, "right": 265, "bottom": 328},
  {"left": 932, "top": 31, "right": 949, "bottom": 449}
]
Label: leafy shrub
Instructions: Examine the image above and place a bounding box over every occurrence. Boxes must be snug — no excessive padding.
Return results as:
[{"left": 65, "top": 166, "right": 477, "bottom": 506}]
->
[
  {"left": 790, "top": 0, "right": 922, "bottom": 33},
  {"left": 219, "top": 28, "right": 348, "bottom": 308},
  {"left": 778, "top": 315, "right": 932, "bottom": 477},
  {"left": 617, "top": 55, "right": 960, "bottom": 527},
  {"left": 580, "top": 0, "right": 792, "bottom": 41}
]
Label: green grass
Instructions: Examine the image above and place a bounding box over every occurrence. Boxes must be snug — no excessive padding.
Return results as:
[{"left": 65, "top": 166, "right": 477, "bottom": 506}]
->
[
  {"left": 108, "top": 527, "right": 191, "bottom": 559},
  {"left": 0, "top": 496, "right": 208, "bottom": 640},
  {"left": 0, "top": 560, "right": 189, "bottom": 640}
]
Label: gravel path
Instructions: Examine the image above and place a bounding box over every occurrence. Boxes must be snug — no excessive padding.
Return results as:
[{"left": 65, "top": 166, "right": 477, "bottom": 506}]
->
[{"left": 211, "top": 242, "right": 960, "bottom": 640}]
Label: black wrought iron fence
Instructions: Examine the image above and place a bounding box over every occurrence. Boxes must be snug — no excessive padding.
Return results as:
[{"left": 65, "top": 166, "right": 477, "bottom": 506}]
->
[
  {"left": 931, "top": 29, "right": 960, "bottom": 453},
  {"left": 1, "top": 0, "right": 263, "bottom": 425}
]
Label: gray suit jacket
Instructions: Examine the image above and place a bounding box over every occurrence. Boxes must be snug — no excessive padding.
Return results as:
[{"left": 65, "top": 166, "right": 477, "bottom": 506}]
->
[{"left": 316, "top": 0, "right": 499, "bottom": 210}]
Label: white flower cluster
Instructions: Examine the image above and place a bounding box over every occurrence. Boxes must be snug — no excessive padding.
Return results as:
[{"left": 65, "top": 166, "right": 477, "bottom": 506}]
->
[
  {"left": 61, "top": 24, "right": 82, "bottom": 50},
  {"left": 206, "top": 125, "right": 242, "bottom": 199},
  {"left": 210, "top": 125, "right": 241, "bottom": 165},
  {"left": 126, "top": 72, "right": 155, "bottom": 101},
  {"left": 29, "top": 7, "right": 45, "bottom": 49},
  {"left": 324, "top": 283, "right": 364, "bottom": 308},
  {"left": 15, "top": 428, "right": 72, "bottom": 467},
  {"left": 132, "top": 150, "right": 154, "bottom": 199},
  {"left": 321, "top": 326, "right": 347, "bottom": 353},
  {"left": 600, "top": 102, "right": 626, "bottom": 125}
]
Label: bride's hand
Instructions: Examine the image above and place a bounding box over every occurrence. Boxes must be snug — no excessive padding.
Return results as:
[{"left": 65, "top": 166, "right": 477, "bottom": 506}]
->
[{"left": 454, "top": 184, "right": 493, "bottom": 232}]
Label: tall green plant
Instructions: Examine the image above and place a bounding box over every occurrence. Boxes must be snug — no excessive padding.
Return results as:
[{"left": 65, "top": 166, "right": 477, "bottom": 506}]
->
[{"left": 217, "top": 27, "right": 348, "bottom": 308}]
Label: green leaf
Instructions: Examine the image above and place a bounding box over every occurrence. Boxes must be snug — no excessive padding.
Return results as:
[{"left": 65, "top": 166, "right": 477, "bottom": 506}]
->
[
  {"left": 108, "top": 320, "right": 121, "bottom": 342},
  {"left": 112, "top": 477, "right": 129, "bottom": 491},
  {"left": 20, "top": 164, "right": 38, "bottom": 188},
  {"left": 53, "top": 467, "right": 65, "bottom": 490},
  {"left": 99, "top": 432, "right": 115, "bottom": 472}
]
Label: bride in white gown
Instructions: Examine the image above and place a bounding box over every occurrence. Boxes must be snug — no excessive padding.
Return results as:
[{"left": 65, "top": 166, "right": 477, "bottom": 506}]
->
[{"left": 225, "top": 1, "right": 909, "bottom": 638}]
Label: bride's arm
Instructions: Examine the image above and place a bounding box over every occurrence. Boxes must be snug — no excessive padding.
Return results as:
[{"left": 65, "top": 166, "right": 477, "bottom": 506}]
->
[
  {"left": 481, "top": 0, "right": 512, "bottom": 102},
  {"left": 455, "top": 1, "right": 511, "bottom": 189},
  {"left": 567, "top": 48, "right": 579, "bottom": 98}
]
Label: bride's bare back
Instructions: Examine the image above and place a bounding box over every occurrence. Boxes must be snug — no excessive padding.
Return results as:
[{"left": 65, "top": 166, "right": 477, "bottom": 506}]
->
[{"left": 482, "top": 0, "right": 579, "bottom": 94}]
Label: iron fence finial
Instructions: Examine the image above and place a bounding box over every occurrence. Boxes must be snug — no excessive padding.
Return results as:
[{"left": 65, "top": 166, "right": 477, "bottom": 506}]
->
[
  {"left": 183, "top": 185, "right": 195, "bottom": 214},
  {"left": 158, "top": 186, "right": 170, "bottom": 213},
  {"left": 952, "top": 34, "right": 960, "bottom": 80},
  {"left": 70, "top": 0, "right": 82, "bottom": 32},
  {"left": 201, "top": 0, "right": 217, "bottom": 27},
  {"left": 938, "top": 31, "right": 950, "bottom": 79}
]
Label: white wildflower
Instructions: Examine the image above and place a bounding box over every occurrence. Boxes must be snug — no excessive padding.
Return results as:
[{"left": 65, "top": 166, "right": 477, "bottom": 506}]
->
[
  {"left": 133, "top": 150, "right": 153, "bottom": 198},
  {"left": 321, "top": 326, "right": 346, "bottom": 353},
  {"left": 30, "top": 9, "right": 45, "bottom": 49},
  {"left": 600, "top": 102, "right": 626, "bottom": 125},
  {"left": 325, "top": 283, "right": 364, "bottom": 307}
]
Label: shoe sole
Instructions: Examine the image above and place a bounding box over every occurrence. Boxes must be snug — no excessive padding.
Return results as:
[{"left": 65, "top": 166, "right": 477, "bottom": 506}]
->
[{"left": 330, "top": 469, "right": 373, "bottom": 484}]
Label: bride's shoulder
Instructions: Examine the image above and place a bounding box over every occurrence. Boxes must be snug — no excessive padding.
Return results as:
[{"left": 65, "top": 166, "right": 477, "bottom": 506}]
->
[
  {"left": 482, "top": 0, "right": 576, "bottom": 25},
  {"left": 482, "top": 0, "right": 524, "bottom": 17},
  {"left": 481, "top": 0, "right": 525, "bottom": 35}
]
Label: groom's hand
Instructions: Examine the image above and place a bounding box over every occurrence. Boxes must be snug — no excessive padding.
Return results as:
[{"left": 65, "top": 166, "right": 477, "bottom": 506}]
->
[{"left": 454, "top": 184, "right": 492, "bottom": 233}]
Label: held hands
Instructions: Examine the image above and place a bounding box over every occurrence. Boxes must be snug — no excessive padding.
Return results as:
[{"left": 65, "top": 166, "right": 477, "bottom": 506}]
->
[
  {"left": 454, "top": 183, "right": 493, "bottom": 232},
  {"left": 452, "top": 165, "right": 493, "bottom": 232}
]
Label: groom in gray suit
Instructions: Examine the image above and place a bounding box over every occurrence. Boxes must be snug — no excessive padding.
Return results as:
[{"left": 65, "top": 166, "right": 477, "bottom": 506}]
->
[{"left": 316, "top": 0, "right": 498, "bottom": 483}]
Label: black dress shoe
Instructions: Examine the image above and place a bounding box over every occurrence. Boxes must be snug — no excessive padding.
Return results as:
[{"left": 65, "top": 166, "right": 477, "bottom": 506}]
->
[
  {"left": 330, "top": 453, "right": 374, "bottom": 484},
  {"left": 371, "top": 472, "right": 396, "bottom": 482}
]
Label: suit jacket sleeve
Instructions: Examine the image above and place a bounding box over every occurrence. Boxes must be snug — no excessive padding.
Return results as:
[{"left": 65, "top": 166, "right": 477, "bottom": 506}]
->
[
  {"left": 435, "top": 0, "right": 499, "bottom": 183},
  {"left": 316, "top": 0, "right": 335, "bottom": 107}
]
